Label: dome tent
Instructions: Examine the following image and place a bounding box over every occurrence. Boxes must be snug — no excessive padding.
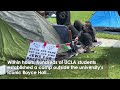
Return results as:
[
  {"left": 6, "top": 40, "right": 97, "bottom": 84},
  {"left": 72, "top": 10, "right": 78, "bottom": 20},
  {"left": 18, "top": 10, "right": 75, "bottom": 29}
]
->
[
  {"left": 0, "top": 11, "right": 67, "bottom": 63},
  {"left": 90, "top": 11, "right": 120, "bottom": 32},
  {"left": 0, "top": 18, "right": 29, "bottom": 62}
]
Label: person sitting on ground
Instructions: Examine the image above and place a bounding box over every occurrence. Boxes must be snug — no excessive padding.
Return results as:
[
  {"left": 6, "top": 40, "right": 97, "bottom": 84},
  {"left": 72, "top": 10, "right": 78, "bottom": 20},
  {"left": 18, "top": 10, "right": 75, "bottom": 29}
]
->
[
  {"left": 74, "top": 23, "right": 94, "bottom": 53},
  {"left": 68, "top": 20, "right": 97, "bottom": 42},
  {"left": 68, "top": 20, "right": 83, "bottom": 39},
  {"left": 55, "top": 14, "right": 95, "bottom": 53},
  {"left": 68, "top": 20, "right": 94, "bottom": 53},
  {"left": 84, "top": 21, "right": 97, "bottom": 42}
]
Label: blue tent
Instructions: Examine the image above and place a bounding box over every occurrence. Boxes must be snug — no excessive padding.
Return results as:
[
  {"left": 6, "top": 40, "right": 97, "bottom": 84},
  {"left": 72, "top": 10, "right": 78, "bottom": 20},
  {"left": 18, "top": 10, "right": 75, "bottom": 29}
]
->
[{"left": 89, "top": 11, "right": 120, "bottom": 31}]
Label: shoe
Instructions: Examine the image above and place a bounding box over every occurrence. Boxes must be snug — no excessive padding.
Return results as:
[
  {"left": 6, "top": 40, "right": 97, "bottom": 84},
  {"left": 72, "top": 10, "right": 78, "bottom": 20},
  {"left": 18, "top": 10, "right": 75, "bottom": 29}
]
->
[
  {"left": 69, "top": 52, "right": 79, "bottom": 58},
  {"left": 84, "top": 50, "right": 94, "bottom": 53},
  {"left": 93, "top": 39, "right": 97, "bottom": 42},
  {"left": 91, "top": 50, "right": 95, "bottom": 53},
  {"left": 69, "top": 54, "right": 74, "bottom": 58},
  {"left": 75, "top": 52, "right": 79, "bottom": 56},
  {"left": 78, "top": 48, "right": 85, "bottom": 54}
]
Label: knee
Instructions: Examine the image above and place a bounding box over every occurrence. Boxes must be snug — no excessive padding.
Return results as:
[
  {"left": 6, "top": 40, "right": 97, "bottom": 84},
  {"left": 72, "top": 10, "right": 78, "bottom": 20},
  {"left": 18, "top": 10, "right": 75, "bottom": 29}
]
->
[
  {"left": 74, "top": 20, "right": 83, "bottom": 31},
  {"left": 67, "top": 25, "right": 74, "bottom": 30}
]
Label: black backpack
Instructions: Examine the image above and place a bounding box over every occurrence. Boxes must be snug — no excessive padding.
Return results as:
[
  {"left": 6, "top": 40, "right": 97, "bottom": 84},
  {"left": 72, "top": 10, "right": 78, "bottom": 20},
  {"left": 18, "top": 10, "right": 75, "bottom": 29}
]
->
[{"left": 56, "top": 11, "right": 71, "bottom": 26}]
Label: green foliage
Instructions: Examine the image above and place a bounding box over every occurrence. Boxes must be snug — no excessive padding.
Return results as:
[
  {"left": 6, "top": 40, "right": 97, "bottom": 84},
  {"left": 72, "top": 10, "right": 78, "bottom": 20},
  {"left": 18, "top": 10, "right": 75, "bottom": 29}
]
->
[{"left": 96, "top": 32, "right": 120, "bottom": 40}]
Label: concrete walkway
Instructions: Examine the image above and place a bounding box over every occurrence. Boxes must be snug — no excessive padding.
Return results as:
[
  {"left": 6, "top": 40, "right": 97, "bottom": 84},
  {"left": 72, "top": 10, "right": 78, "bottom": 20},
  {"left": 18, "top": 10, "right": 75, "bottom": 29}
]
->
[{"left": 96, "top": 38, "right": 120, "bottom": 48}]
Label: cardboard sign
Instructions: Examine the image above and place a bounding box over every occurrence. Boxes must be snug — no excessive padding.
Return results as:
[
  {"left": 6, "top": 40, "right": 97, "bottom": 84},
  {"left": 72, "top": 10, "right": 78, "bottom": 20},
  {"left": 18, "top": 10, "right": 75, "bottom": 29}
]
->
[{"left": 26, "top": 42, "right": 58, "bottom": 66}]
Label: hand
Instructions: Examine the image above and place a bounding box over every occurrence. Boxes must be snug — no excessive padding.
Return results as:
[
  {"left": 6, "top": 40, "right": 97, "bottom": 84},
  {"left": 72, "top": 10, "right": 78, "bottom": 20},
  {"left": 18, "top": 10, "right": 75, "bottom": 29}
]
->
[
  {"left": 74, "top": 40, "right": 78, "bottom": 45},
  {"left": 74, "top": 37, "right": 78, "bottom": 45},
  {"left": 75, "top": 37, "right": 78, "bottom": 41}
]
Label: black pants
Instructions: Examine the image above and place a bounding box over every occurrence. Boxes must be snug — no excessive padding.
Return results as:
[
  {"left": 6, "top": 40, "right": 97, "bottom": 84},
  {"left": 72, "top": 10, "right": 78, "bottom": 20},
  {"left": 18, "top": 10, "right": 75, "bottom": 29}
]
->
[
  {"left": 80, "top": 33, "right": 92, "bottom": 47},
  {"left": 69, "top": 32, "right": 92, "bottom": 53},
  {"left": 88, "top": 32, "right": 96, "bottom": 42},
  {"left": 68, "top": 20, "right": 83, "bottom": 39},
  {"left": 68, "top": 20, "right": 92, "bottom": 47},
  {"left": 68, "top": 20, "right": 96, "bottom": 42},
  {"left": 68, "top": 24, "right": 79, "bottom": 39}
]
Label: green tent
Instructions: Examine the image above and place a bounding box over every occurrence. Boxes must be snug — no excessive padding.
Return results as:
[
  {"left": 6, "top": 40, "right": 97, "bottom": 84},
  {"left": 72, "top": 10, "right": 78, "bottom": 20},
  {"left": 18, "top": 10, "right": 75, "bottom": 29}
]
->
[
  {"left": 0, "top": 11, "right": 67, "bottom": 65},
  {"left": 0, "top": 18, "right": 29, "bottom": 62}
]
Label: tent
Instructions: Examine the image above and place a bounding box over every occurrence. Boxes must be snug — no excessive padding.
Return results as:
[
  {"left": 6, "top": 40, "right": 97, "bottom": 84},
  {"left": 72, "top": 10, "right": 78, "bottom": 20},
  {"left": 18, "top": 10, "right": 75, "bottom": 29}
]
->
[
  {"left": 0, "top": 11, "right": 68, "bottom": 63},
  {"left": 90, "top": 11, "right": 120, "bottom": 31}
]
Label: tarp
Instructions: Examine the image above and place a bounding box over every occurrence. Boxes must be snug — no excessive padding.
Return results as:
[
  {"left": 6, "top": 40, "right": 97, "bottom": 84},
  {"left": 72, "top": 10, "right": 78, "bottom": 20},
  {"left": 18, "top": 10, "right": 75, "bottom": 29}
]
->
[{"left": 90, "top": 11, "right": 120, "bottom": 28}]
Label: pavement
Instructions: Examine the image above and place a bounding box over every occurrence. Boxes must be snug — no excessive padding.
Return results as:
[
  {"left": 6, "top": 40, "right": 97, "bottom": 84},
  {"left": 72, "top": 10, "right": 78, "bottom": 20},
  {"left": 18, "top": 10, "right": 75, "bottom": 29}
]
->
[{"left": 96, "top": 38, "right": 120, "bottom": 48}]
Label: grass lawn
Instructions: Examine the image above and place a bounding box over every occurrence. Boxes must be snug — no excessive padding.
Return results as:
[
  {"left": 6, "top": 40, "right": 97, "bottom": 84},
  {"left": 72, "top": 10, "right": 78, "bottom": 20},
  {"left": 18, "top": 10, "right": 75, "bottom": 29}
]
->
[
  {"left": 0, "top": 11, "right": 120, "bottom": 79},
  {"left": 47, "top": 11, "right": 94, "bottom": 24},
  {"left": 96, "top": 32, "right": 120, "bottom": 40},
  {"left": 0, "top": 47, "right": 120, "bottom": 79}
]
